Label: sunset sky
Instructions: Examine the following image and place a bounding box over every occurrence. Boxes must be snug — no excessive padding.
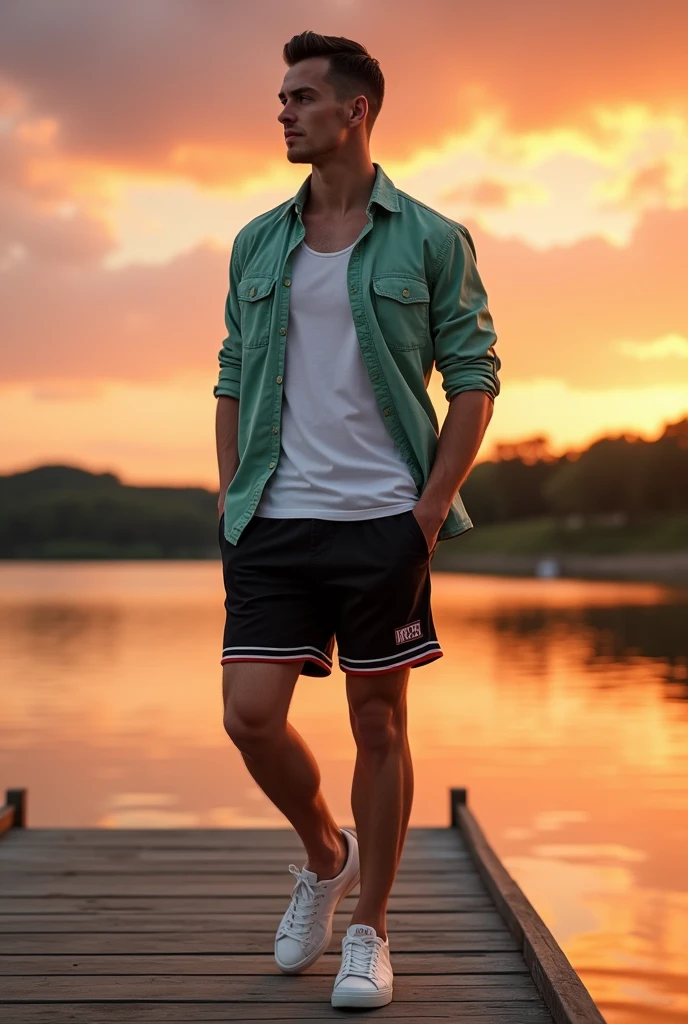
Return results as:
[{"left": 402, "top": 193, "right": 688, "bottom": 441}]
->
[{"left": 1, "top": 0, "right": 687, "bottom": 488}]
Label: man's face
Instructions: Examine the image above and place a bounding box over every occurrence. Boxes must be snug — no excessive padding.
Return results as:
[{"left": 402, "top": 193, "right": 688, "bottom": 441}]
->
[{"left": 278, "top": 57, "right": 359, "bottom": 164}]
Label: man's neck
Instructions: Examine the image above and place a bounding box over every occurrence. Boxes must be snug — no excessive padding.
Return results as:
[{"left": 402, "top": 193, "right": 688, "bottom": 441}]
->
[{"left": 305, "top": 158, "right": 376, "bottom": 218}]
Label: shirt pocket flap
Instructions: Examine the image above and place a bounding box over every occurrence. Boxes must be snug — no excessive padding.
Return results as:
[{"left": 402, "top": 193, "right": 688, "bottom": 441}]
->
[
  {"left": 237, "top": 277, "right": 277, "bottom": 302},
  {"left": 372, "top": 276, "right": 430, "bottom": 304}
]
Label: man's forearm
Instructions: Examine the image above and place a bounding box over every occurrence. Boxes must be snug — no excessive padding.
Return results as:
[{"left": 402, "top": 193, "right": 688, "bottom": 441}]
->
[
  {"left": 216, "top": 396, "right": 240, "bottom": 510},
  {"left": 416, "top": 390, "right": 494, "bottom": 531}
]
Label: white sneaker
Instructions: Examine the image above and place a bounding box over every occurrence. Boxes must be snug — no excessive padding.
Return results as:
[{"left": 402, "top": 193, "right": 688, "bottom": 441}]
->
[
  {"left": 331, "top": 924, "right": 394, "bottom": 1008},
  {"left": 274, "top": 827, "right": 360, "bottom": 974}
]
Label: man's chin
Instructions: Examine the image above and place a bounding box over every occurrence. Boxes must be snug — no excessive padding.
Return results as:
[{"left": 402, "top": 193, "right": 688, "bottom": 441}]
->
[{"left": 286, "top": 149, "right": 311, "bottom": 164}]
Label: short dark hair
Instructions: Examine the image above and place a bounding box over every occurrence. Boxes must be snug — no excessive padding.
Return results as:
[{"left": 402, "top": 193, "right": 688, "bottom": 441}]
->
[{"left": 282, "top": 31, "right": 384, "bottom": 134}]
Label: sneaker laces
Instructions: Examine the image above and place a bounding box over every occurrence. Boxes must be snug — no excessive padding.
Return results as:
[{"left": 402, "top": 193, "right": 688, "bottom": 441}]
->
[
  {"left": 277, "top": 864, "right": 324, "bottom": 941},
  {"left": 340, "top": 936, "right": 381, "bottom": 981}
]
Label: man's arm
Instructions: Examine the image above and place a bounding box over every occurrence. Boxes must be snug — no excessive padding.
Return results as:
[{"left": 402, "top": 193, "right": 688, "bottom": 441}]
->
[
  {"left": 415, "top": 225, "right": 501, "bottom": 546},
  {"left": 414, "top": 391, "right": 493, "bottom": 543},
  {"left": 216, "top": 396, "right": 240, "bottom": 518},
  {"left": 214, "top": 237, "right": 243, "bottom": 517}
]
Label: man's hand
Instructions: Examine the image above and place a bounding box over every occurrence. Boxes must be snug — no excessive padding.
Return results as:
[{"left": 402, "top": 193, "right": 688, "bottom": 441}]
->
[{"left": 411, "top": 501, "right": 446, "bottom": 553}]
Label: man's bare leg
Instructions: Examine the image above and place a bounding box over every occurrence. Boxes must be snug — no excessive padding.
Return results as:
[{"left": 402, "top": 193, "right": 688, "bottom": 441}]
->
[
  {"left": 222, "top": 661, "right": 348, "bottom": 879},
  {"left": 345, "top": 666, "right": 413, "bottom": 942}
]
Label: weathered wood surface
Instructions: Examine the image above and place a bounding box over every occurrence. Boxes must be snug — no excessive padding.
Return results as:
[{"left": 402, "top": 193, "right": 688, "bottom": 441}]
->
[
  {"left": 0, "top": 931, "right": 521, "bottom": 956},
  {"left": 3, "top": 874, "right": 489, "bottom": 897},
  {"left": 1, "top": 893, "right": 494, "bottom": 913},
  {"left": 2, "top": 910, "right": 508, "bottom": 933},
  {"left": 0, "top": 821, "right": 558, "bottom": 1023},
  {"left": 0, "top": 1005, "right": 559, "bottom": 1023},
  {"left": 2, "top": 951, "right": 528, "bottom": 975}
]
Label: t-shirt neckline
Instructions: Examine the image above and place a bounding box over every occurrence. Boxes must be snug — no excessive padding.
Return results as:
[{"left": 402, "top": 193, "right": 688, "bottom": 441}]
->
[{"left": 301, "top": 239, "right": 357, "bottom": 258}]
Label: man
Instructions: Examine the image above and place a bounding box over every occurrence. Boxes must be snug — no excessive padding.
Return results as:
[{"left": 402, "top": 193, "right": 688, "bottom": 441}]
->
[{"left": 214, "top": 31, "right": 500, "bottom": 1011}]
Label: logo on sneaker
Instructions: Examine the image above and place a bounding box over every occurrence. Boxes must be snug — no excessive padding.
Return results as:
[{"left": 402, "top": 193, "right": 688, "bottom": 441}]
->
[
  {"left": 395, "top": 620, "right": 422, "bottom": 645},
  {"left": 355, "top": 927, "right": 374, "bottom": 936}
]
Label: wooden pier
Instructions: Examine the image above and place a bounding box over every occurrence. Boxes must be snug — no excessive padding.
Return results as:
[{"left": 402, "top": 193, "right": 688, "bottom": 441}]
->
[{"left": 0, "top": 787, "right": 605, "bottom": 1022}]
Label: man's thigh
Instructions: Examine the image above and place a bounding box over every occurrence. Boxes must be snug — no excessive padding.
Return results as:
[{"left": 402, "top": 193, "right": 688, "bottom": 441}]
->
[
  {"left": 222, "top": 660, "right": 303, "bottom": 733},
  {"left": 345, "top": 665, "right": 411, "bottom": 725}
]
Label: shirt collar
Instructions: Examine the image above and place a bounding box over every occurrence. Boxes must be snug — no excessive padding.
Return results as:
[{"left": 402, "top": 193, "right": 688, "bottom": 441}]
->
[{"left": 278, "top": 161, "right": 401, "bottom": 221}]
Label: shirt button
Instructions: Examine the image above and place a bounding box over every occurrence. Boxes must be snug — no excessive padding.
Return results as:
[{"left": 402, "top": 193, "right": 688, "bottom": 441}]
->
[
  {"left": 269, "top": 462, "right": 275, "bottom": 469},
  {"left": 249, "top": 287, "right": 256, "bottom": 297},
  {"left": 350, "top": 285, "right": 357, "bottom": 292},
  {"left": 283, "top": 278, "right": 291, "bottom": 287},
  {"left": 402, "top": 288, "right": 409, "bottom": 297},
  {"left": 383, "top": 407, "right": 392, "bottom": 416},
  {"left": 276, "top": 375, "right": 283, "bottom": 384},
  {"left": 272, "top": 427, "right": 278, "bottom": 434},
  {"left": 279, "top": 327, "right": 286, "bottom": 335}
]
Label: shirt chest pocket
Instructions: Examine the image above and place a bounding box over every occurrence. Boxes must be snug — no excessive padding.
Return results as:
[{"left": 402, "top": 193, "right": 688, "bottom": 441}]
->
[
  {"left": 237, "top": 276, "right": 277, "bottom": 349},
  {"left": 371, "top": 275, "right": 430, "bottom": 351}
]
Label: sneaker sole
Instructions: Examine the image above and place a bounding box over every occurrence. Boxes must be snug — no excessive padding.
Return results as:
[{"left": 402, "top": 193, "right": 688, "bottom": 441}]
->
[
  {"left": 274, "top": 829, "right": 360, "bottom": 974},
  {"left": 331, "top": 985, "right": 394, "bottom": 1008}
]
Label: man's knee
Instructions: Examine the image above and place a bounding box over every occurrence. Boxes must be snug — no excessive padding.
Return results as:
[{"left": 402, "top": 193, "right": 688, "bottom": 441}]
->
[
  {"left": 350, "top": 695, "right": 404, "bottom": 752},
  {"left": 223, "top": 705, "right": 278, "bottom": 750}
]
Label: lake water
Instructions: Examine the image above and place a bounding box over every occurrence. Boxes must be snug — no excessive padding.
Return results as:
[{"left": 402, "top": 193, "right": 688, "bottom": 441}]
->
[{"left": 1, "top": 562, "right": 687, "bottom": 1023}]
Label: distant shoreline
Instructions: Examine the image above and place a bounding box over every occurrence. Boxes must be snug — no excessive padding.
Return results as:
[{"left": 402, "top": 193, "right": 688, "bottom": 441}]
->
[
  {"left": 2, "top": 550, "right": 688, "bottom": 589},
  {"left": 431, "top": 550, "right": 688, "bottom": 587}
]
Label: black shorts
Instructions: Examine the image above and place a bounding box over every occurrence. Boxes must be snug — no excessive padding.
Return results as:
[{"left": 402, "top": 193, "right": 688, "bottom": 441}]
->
[{"left": 218, "top": 510, "right": 443, "bottom": 677}]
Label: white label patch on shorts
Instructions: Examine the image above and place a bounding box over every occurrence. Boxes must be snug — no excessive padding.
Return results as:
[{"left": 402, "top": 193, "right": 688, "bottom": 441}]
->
[{"left": 395, "top": 620, "right": 423, "bottom": 645}]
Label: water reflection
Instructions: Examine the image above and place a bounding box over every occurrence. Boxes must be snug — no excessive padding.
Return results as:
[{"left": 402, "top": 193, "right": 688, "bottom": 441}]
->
[{"left": 0, "top": 564, "right": 687, "bottom": 1023}]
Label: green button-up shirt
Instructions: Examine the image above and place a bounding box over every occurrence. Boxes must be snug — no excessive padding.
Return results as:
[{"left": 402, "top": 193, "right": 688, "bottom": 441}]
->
[{"left": 215, "top": 162, "right": 501, "bottom": 545}]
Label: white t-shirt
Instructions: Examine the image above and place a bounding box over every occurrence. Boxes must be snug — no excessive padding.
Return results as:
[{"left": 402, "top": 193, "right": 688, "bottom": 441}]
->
[{"left": 255, "top": 239, "right": 419, "bottom": 520}]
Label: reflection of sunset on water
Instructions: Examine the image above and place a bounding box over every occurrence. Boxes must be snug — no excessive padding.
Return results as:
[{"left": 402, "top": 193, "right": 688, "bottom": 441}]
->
[{"left": 1, "top": 563, "right": 686, "bottom": 1023}]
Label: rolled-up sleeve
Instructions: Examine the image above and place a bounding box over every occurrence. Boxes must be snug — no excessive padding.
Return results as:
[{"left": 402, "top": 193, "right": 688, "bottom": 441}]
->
[
  {"left": 430, "top": 225, "right": 501, "bottom": 402},
  {"left": 213, "top": 238, "right": 243, "bottom": 400}
]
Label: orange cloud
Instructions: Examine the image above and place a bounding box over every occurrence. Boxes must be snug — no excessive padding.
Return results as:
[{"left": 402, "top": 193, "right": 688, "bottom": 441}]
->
[{"left": 1, "top": 2, "right": 688, "bottom": 196}]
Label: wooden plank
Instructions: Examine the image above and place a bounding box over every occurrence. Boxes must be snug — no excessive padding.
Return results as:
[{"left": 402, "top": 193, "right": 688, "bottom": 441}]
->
[
  {"left": 0, "top": 843, "right": 472, "bottom": 860},
  {"left": 0, "top": 909, "right": 508, "bottom": 933},
  {"left": 0, "top": 827, "right": 463, "bottom": 846},
  {"left": 452, "top": 792, "right": 604, "bottom": 1024},
  {"left": 0, "top": 973, "right": 544, "bottom": 1000},
  {"left": 0, "top": 951, "right": 528, "bottom": 975},
  {"left": 0, "top": 874, "right": 487, "bottom": 897},
  {"left": 0, "top": 853, "right": 475, "bottom": 871},
  {"left": 0, "top": 930, "right": 520, "bottom": 955},
  {"left": 0, "top": 1002, "right": 556, "bottom": 1022},
  {"left": 0, "top": 893, "right": 494, "bottom": 914}
]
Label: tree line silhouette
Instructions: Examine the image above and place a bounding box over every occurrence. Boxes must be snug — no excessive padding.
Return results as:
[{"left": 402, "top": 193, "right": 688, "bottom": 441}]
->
[
  {"left": 462, "top": 416, "right": 688, "bottom": 524},
  {"left": 1, "top": 417, "right": 686, "bottom": 558}
]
